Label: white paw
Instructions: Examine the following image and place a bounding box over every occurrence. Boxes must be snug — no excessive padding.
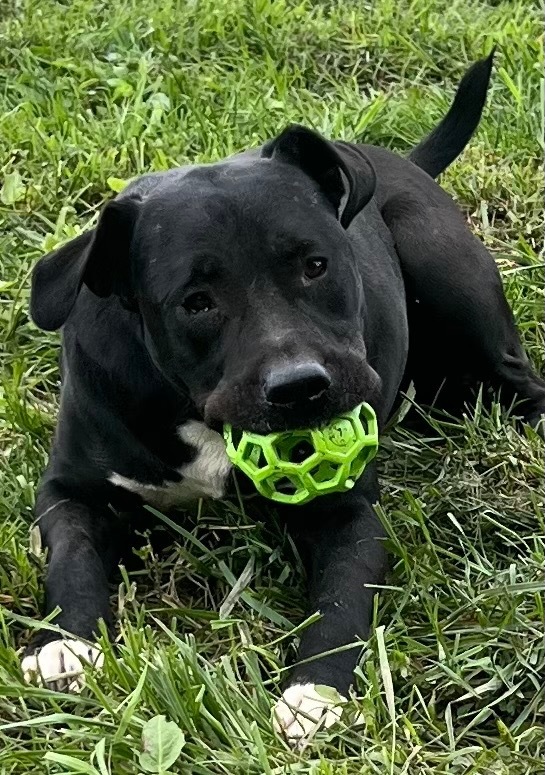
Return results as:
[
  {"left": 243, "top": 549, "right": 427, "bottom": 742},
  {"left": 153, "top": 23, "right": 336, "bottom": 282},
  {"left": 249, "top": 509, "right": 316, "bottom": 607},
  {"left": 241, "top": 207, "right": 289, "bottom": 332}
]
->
[
  {"left": 273, "top": 683, "right": 347, "bottom": 748},
  {"left": 21, "top": 639, "right": 104, "bottom": 693}
]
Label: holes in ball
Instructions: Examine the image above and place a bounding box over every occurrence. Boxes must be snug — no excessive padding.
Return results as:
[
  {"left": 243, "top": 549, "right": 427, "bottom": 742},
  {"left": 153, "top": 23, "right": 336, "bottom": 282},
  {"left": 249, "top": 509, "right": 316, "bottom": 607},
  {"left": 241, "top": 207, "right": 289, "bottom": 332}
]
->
[
  {"left": 309, "top": 461, "right": 342, "bottom": 485},
  {"left": 231, "top": 428, "right": 243, "bottom": 448},
  {"left": 273, "top": 434, "right": 315, "bottom": 465},
  {"left": 349, "top": 448, "right": 373, "bottom": 477},
  {"left": 289, "top": 440, "right": 314, "bottom": 463},
  {"left": 273, "top": 476, "right": 299, "bottom": 495},
  {"left": 241, "top": 442, "right": 268, "bottom": 470}
]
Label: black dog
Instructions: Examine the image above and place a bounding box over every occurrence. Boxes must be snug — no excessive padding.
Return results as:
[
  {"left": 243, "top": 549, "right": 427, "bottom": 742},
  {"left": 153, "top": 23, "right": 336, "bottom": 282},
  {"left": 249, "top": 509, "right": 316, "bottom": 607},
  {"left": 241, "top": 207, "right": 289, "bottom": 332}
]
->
[{"left": 23, "top": 53, "right": 545, "bottom": 744}]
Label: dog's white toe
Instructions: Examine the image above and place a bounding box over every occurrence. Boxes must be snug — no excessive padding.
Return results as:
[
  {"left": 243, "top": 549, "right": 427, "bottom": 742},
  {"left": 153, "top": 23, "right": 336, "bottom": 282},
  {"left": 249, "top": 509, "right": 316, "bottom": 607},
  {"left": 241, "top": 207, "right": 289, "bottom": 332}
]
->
[
  {"left": 273, "top": 683, "right": 346, "bottom": 747},
  {"left": 21, "top": 638, "right": 103, "bottom": 693}
]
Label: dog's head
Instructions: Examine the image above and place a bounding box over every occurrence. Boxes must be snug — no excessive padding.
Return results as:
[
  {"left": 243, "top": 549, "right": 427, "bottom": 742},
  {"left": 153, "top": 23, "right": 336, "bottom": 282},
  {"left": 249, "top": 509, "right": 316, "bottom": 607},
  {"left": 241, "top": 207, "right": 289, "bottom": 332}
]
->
[{"left": 31, "top": 126, "right": 381, "bottom": 433}]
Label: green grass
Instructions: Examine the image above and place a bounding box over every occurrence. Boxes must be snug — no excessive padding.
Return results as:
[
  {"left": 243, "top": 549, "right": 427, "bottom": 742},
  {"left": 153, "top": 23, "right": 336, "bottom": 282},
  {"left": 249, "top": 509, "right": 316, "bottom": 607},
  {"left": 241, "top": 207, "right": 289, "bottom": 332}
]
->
[{"left": 0, "top": 0, "right": 543, "bottom": 772}]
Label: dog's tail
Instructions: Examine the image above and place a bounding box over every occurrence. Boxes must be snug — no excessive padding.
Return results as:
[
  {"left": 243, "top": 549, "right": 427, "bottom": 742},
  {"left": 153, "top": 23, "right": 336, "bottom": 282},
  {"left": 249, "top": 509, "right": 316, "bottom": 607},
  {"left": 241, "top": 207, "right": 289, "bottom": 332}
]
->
[{"left": 409, "top": 50, "right": 495, "bottom": 179}]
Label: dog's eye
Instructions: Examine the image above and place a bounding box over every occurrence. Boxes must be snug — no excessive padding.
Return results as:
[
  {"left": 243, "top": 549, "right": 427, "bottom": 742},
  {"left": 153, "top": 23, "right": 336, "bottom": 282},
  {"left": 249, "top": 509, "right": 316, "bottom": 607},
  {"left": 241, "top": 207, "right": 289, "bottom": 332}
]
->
[
  {"left": 304, "top": 257, "right": 328, "bottom": 280},
  {"left": 182, "top": 292, "right": 215, "bottom": 314}
]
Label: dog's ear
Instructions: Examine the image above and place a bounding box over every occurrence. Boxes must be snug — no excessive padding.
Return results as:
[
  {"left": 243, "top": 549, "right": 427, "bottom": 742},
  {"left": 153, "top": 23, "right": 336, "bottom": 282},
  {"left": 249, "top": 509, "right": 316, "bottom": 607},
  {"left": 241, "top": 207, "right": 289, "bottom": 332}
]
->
[
  {"left": 30, "top": 196, "right": 139, "bottom": 331},
  {"left": 262, "top": 125, "right": 376, "bottom": 228}
]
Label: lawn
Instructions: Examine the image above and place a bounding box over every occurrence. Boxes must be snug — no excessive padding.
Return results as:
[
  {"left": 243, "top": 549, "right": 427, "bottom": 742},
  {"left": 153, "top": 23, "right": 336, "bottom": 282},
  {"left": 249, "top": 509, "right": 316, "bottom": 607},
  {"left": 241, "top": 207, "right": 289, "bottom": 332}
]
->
[{"left": 0, "top": 0, "right": 543, "bottom": 772}]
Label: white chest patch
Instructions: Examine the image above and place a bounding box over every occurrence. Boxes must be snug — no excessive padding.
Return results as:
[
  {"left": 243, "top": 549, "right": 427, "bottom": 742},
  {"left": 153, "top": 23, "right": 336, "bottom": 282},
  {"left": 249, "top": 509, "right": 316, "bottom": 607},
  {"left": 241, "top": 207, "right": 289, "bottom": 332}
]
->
[{"left": 108, "top": 420, "right": 232, "bottom": 510}]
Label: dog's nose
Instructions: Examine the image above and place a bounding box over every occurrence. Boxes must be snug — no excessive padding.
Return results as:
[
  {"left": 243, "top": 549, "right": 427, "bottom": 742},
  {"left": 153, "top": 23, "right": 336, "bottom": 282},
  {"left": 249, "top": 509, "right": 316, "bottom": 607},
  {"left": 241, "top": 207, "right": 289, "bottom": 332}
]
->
[{"left": 264, "top": 362, "right": 331, "bottom": 405}]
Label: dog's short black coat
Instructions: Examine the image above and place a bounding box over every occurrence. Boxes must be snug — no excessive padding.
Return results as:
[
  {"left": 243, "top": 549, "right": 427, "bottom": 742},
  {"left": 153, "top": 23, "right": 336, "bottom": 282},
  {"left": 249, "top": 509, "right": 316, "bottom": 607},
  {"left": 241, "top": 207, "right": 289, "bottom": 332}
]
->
[{"left": 27, "top": 53, "right": 545, "bottom": 699}]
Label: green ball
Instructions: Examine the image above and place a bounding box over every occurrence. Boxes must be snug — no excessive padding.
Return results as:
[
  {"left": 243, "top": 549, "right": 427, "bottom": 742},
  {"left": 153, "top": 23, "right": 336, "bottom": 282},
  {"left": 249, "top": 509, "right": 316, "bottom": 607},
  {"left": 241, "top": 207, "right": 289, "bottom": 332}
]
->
[{"left": 223, "top": 403, "right": 378, "bottom": 505}]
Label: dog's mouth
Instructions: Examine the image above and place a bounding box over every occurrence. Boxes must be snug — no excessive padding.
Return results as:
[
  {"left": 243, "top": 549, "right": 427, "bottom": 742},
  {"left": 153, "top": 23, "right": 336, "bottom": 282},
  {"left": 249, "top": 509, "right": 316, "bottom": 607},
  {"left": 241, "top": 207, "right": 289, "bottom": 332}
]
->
[
  {"left": 205, "top": 389, "right": 371, "bottom": 436},
  {"left": 201, "top": 353, "right": 381, "bottom": 436}
]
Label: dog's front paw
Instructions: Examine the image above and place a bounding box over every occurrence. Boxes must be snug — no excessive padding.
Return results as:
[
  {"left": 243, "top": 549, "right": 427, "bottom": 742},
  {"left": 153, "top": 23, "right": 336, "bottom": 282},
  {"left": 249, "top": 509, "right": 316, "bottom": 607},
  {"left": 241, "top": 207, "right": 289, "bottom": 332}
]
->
[
  {"left": 273, "top": 683, "right": 346, "bottom": 748},
  {"left": 21, "top": 638, "right": 104, "bottom": 693}
]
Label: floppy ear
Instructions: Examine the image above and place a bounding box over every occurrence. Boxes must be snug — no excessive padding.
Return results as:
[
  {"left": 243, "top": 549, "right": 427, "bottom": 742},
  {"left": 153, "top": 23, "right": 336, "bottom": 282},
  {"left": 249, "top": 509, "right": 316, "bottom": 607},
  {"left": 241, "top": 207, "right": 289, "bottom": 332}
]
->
[
  {"left": 261, "top": 125, "right": 376, "bottom": 228},
  {"left": 30, "top": 196, "right": 139, "bottom": 331}
]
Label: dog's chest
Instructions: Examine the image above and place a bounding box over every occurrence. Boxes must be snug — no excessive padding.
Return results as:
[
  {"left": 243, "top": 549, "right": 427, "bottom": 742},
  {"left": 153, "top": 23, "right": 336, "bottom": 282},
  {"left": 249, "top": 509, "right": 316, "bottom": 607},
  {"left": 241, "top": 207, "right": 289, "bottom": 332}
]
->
[{"left": 108, "top": 420, "right": 232, "bottom": 509}]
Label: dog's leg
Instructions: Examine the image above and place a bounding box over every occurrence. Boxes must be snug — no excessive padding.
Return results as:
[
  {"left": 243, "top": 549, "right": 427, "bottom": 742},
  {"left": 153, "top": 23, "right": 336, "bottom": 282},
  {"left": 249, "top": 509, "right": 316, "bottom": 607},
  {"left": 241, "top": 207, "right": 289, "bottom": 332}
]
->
[
  {"left": 21, "top": 482, "right": 122, "bottom": 692},
  {"left": 383, "top": 198, "right": 545, "bottom": 428},
  {"left": 274, "top": 478, "right": 385, "bottom": 747}
]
